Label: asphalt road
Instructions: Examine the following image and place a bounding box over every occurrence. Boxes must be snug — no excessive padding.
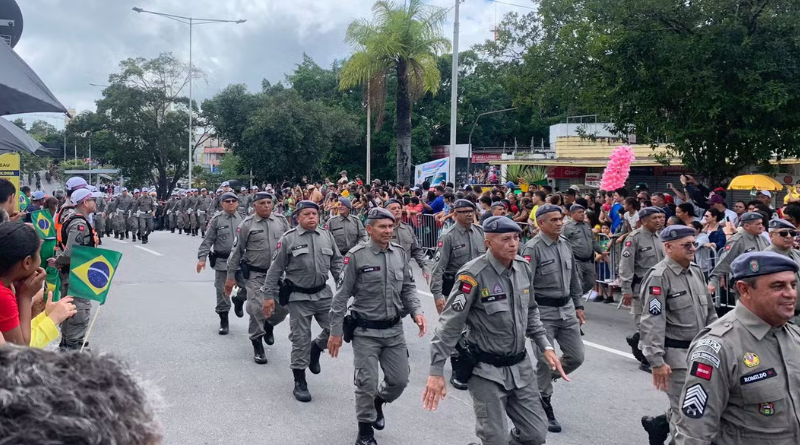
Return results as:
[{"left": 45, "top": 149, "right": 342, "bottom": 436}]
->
[{"left": 85, "top": 229, "right": 665, "bottom": 445}]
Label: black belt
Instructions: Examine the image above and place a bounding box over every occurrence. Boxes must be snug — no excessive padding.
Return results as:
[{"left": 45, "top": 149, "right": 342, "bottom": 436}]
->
[
  {"left": 535, "top": 296, "right": 570, "bottom": 307},
  {"left": 248, "top": 265, "right": 269, "bottom": 273},
  {"left": 632, "top": 275, "right": 643, "bottom": 285},
  {"left": 354, "top": 315, "right": 401, "bottom": 330},
  {"left": 292, "top": 283, "right": 327, "bottom": 294},
  {"left": 214, "top": 251, "right": 230, "bottom": 260},
  {"left": 472, "top": 345, "right": 527, "bottom": 367},
  {"left": 665, "top": 337, "right": 691, "bottom": 349},
  {"left": 574, "top": 255, "right": 592, "bottom": 262}
]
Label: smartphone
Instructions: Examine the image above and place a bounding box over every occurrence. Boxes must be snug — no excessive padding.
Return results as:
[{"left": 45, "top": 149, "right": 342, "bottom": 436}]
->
[{"left": 667, "top": 183, "right": 672, "bottom": 189}]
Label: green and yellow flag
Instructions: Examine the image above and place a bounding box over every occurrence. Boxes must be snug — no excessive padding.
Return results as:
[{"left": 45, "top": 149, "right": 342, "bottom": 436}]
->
[
  {"left": 68, "top": 245, "right": 123, "bottom": 305},
  {"left": 31, "top": 209, "right": 56, "bottom": 240},
  {"left": 46, "top": 268, "right": 60, "bottom": 302},
  {"left": 19, "top": 193, "right": 29, "bottom": 212}
]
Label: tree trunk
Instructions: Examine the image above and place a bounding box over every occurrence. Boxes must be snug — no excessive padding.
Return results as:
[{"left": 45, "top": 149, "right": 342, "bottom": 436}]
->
[{"left": 395, "top": 59, "right": 413, "bottom": 184}]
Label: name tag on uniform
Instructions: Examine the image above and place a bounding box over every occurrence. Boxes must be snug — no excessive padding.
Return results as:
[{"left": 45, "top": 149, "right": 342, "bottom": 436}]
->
[
  {"left": 331, "top": 227, "right": 343, "bottom": 231},
  {"left": 292, "top": 244, "right": 309, "bottom": 256},
  {"left": 361, "top": 266, "right": 381, "bottom": 273},
  {"left": 219, "top": 225, "right": 229, "bottom": 229},
  {"left": 482, "top": 294, "right": 507, "bottom": 303},
  {"left": 453, "top": 244, "right": 466, "bottom": 250},
  {"left": 639, "top": 247, "right": 653, "bottom": 252},
  {"left": 744, "top": 247, "right": 756, "bottom": 253},
  {"left": 668, "top": 291, "right": 687, "bottom": 299},
  {"left": 250, "top": 229, "right": 264, "bottom": 234},
  {"left": 540, "top": 259, "right": 555, "bottom": 267}
]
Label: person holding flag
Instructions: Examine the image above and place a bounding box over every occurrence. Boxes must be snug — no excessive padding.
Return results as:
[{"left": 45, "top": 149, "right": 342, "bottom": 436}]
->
[{"left": 23, "top": 191, "right": 46, "bottom": 223}]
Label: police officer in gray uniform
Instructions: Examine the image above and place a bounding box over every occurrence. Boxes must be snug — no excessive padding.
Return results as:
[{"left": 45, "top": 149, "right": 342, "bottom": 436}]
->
[
  {"left": 115, "top": 187, "right": 134, "bottom": 239},
  {"left": 167, "top": 193, "right": 179, "bottom": 233},
  {"left": 328, "top": 207, "right": 426, "bottom": 445},
  {"left": 522, "top": 204, "right": 585, "bottom": 433},
  {"left": 136, "top": 188, "right": 155, "bottom": 244},
  {"left": 423, "top": 216, "right": 567, "bottom": 445},
  {"left": 106, "top": 193, "right": 119, "bottom": 238},
  {"left": 226, "top": 192, "right": 290, "bottom": 364},
  {"left": 93, "top": 193, "right": 107, "bottom": 243},
  {"left": 326, "top": 197, "right": 367, "bottom": 255},
  {"left": 128, "top": 189, "right": 141, "bottom": 242},
  {"left": 619, "top": 206, "right": 666, "bottom": 371},
  {"left": 196, "top": 188, "right": 212, "bottom": 237},
  {"left": 638, "top": 226, "right": 718, "bottom": 444},
  {"left": 384, "top": 199, "right": 430, "bottom": 280},
  {"left": 708, "top": 211, "right": 769, "bottom": 299},
  {"left": 197, "top": 192, "right": 245, "bottom": 335},
  {"left": 675, "top": 252, "right": 800, "bottom": 445},
  {"left": 185, "top": 189, "right": 199, "bottom": 236},
  {"left": 563, "top": 204, "right": 606, "bottom": 299},
  {"left": 765, "top": 218, "right": 800, "bottom": 325},
  {"left": 262, "top": 200, "right": 343, "bottom": 403}
]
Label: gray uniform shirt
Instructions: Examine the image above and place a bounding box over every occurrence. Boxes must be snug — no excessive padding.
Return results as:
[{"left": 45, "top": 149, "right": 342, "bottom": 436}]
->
[
  {"left": 330, "top": 240, "right": 421, "bottom": 338},
  {"left": 227, "top": 212, "right": 289, "bottom": 279},
  {"left": 563, "top": 219, "right": 603, "bottom": 260},
  {"left": 765, "top": 244, "right": 800, "bottom": 285},
  {"left": 197, "top": 211, "right": 243, "bottom": 271},
  {"left": 392, "top": 222, "right": 428, "bottom": 270},
  {"left": 709, "top": 232, "right": 769, "bottom": 288},
  {"left": 117, "top": 194, "right": 134, "bottom": 214},
  {"left": 185, "top": 195, "right": 198, "bottom": 214},
  {"left": 197, "top": 195, "right": 212, "bottom": 214},
  {"left": 430, "top": 223, "right": 486, "bottom": 301},
  {"left": 326, "top": 214, "right": 367, "bottom": 253},
  {"left": 674, "top": 304, "right": 800, "bottom": 444},
  {"left": 523, "top": 232, "right": 584, "bottom": 318},
  {"left": 136, "top": 195, "right": 154, "bottom": 213},
  {"left": 619, "top": 228, "right": 665, "bottom": 295},
  {"left": 639, "top": 257, "right": 718, "bottom": 369},
  {"left": 429, "top": 251, "right": 552, "bottom": 390},
  {"left": 262, "top": 225, "right": 344, "bottom": 302}
]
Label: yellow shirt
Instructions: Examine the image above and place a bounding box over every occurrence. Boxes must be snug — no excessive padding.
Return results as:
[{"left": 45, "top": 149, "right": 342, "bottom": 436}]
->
[
  {"left": 528, "top": 205, "right": 539, "bottom": 227},
  {"left": 29, "top": 311, "right": 60, "bottom": 348},
  {"left": 785, "top": 187, "right": 800, "bottom": 204}
]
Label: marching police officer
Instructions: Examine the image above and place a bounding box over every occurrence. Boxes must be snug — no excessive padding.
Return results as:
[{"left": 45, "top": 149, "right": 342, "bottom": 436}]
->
[
  {"left": 93, "top": 192, "right": 107, "bottom": 243},
  {"left": 136, "top": 188, "right": 155, "bottom": 244},
  {"left": 522, "top": 204, "right": 585, "bottom": 433},
  {"left": 619, "top": 206, "right": 666, "bottom": 371},
  {"left": 262, "top": 200, "right": 343, "bottom": 403},
  {"left": 765, "top": 218, "right": 800, "bottom": 325},
  {"left": 562, "top": 204, "right": 606, "bottom": 300},
  {"left": 128, "top": 189, "right": 141, "bottom": 242},
  {"left": 326, "top": 197, "right": 367, "bottom": 255},
  {"left": 185, "top": 189, "right": 199, "bottom": 236},
  {"left": 197, "top": 188, "right": 212, "bottom": 237},
  {"left": 114, "top": 187, "right": 134, "bottom": 239},
  {"left": 167, "top": 193, "right": 179, "bottom": 233},
  {"left": 675, "top": 251, "right": 800, "bottom": 444},
  {"left": 423, "top": 216, "right": 567, "bottom": 445},
  {"left": 329, "top": 207, "right": 426, "bottom": 445},
  {"left": 638, "top": 226, "right": 718, "bottom": 444},
  {"left": 225, "top": 192, "right": 290, "bottom": 364},
  {"left": 237, "top": 186, "right": 249, "bottom": 218},
  {"left": 708, "top": 211, "right": 769, "bottom": 299},
  {"left": 383, "top": 199, "right": 430, "bottom": 280},
  {"left": 176, "top": 191, "right": 188, "bottom": 235},
  {"left": 197, "top": 192, "right": 245, "bottom": 335},
  {"left": 106, "top": 193, "right": 119, "bottom": 238}
]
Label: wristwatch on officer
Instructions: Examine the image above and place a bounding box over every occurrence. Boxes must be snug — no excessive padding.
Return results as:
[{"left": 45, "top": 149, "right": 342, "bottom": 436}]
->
[{"left": 544, "top": 346, "right": 555, "bottom": 352}]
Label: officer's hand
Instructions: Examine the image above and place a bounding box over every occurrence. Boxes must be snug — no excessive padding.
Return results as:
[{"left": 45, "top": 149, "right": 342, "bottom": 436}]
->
[
  {"left": 707, "top": 284, "right": 716, "bottom": 295},
  {"left": 422, "top": 376, "right": 446, "bottom": 411},
  {"left": 262, "top": 298, "right": 275, "bottom": 318},
  {"left": 622, "top": 293, "right": 633, "bottom": 307},
  {"left": 652, "top": 364, "right": 672, "bottom": 392},
  {"left": 414, "top": 314, "right": 427, "bottom": 337},
  {"left": 543, "top": 349, "right": 570, "bottom": 382},
  {"left": 224, "top": 278, "right": 235, "bottom": 296},
  {"left": 576, "top": 309, "right": 586, "bottom": 325},
  {"left": 435, "top": 299, "right": 446, "bottom": 314},
  {"left": 423, "top": 271, "right": 430, "bottom": 284},
  {"left": 328, "top": 335, "right": 343, "bottom": 358},
  {"left": 196, "top": 261, "right": 206, "bottom": 274}
]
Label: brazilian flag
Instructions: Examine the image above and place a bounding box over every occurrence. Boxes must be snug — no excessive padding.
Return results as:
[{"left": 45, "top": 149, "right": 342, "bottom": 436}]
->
[
  {"left": 46, "top": 269, "right": 60, "bottom": 302},
  {"left": 31, "top": 209, "right": 55, "bottom": 240},
  {"left": 19, "top": 194, "right": 29, "bottom": 212},
  {"left": 68, "top": 245, "right": 123, "bottom": 305}
]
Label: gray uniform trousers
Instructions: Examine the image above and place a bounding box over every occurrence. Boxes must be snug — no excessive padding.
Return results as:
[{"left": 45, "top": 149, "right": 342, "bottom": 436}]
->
[
  {"left": 666, "top": 368, "right": 687, "bottom": 444},
  {"left": 214, "top": 270, "right": 247, "bottom": 314},
  {"left": 197, "top": 211, "right": 208, "bottom": 233},
  {"left": 189, "top": 212, "right": 198, "bottom": 230},
  {"left": 58, "top": 272, "right": 92, "bottom": 348},
  {"left": 632, "top": 283, "right": 644, "bottom": 330},
  {"left": 95, "top": 215, "right": 105, "bottom": 235},
  {"left": 137, "top": 213, "right": 152, "bottom": 237},
  {"left": 352, "top": 328, "right": 410, "bottom": 423},
  {"left": 534, "top": 305, "right": 585, "bottom": 397},
  {"left": 127, "top": 214, "right": 139, "bottom": 233},
  {"left": 245, "top": 271, "right": 289, "bottom": 341},
  {"left": 469, "top": 375, "right": 547, "bottom": 445},
  {"left": 288, "top": 291, "right": 332, "bottom": 370},
  {"left": 575, "top": 260, "right": 595, "bottom": 295},
  {"left": 112, "top": 212, "right": 125, "bottom": 233}
]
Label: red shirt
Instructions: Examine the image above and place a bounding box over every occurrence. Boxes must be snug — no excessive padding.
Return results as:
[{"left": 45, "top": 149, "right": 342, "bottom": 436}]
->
[{"left": 0, "top": 284, "right": 19, "bottom": 333}]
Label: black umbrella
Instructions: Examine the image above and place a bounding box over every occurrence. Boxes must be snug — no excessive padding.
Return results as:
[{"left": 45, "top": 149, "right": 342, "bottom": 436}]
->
[
  {"left": 0, "top": 116, "right": 42, "bottom": 154},
  {"left": 0, "top": 40, "right": 67, "bottom": 116}
]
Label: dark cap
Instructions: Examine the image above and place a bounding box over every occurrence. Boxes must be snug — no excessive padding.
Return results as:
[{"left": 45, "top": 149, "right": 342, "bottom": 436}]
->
[
  {"left": 490, "top": 201, "right": 506, "bottom": 210},
  {"left": 483, "top": 216, "right": 522, "bottom": 234},
  {"left": 660, "top": 226, "right": 695, "bottom": 242},
  {"left": 740, "top": 211, "right": 763, "bottom": 224},
  {"left": 367, "top": 207, "right": 395, "bottom": 222},
  {"left": 569, "top": 204, "right": 585, "bottom": 212},
  {"left": 384, "top": 199, "right": 402, "bottom": 208},
  {"left": 638, "top": 206, "right": 665, "bottom": 219},
  {"left": 339, "top": 197, "right": 352, "bottom": 209},
  {"left": 221, "top": 192, "right": 238, "bottom": 201},
  {"left": 731, "top": 251, "right": 799, "bottom": 281},
  {"left": 252, "top": 192, "right": 274, "bottom": 202},
  {"left": 535, "top": 204, "right": 562, "bottom": 219},
  {"left": 296, "top": 200, "right": 319, "bottom": 212},
  {"left": 769, "top": 218, "right": 795, "bottom": 231},
  {"left": 454, "top": 199, "right": 476, "bottom": 210}
]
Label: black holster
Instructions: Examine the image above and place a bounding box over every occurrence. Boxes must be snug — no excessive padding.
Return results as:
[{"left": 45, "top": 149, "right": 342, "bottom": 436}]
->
[
  {"left": 442, "top": 273, "right": 456, "bottom": 297},
  {"left": 343, "top": 314, "right": 357, "bottom": 343},
  {"left": 451, "top": 341, "right": 477, "bottom": 383},
  {"left": 240, "top": 260, "right": 250, "bottom": 280},
  {"left": 209, "top": 251, "right": 218, "bottom": 269},
  {"left": 278, "top": 279, "right": 293, "bottom": 306}
]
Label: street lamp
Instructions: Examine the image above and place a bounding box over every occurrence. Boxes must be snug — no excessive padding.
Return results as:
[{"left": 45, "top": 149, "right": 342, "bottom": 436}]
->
[
  {"left": 467, "top": 107, "right": 517, "bottom": 177},
  {"left": 132, "top": 7, "right": 246, "bottom": 189}
]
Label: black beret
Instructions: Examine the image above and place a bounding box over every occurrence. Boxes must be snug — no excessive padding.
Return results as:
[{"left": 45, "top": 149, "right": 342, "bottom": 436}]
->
[
  {"left": 660, "top": 226, "right": 695, "bottom": 242},
  {"left": 221, "top": 192, "right": 238, "bottom": 201},
  {"left": 535, "top": 204, "right": 562, "bottom": 219},
  {"left": 769, "top": 218, "right": 795, "bottom": 231},
  {"left": 339, "top": 197, "right": 352, "bottom": 209},
  {"left": 638, "top": 207, "right": 665, "bottom": 219},
  {"left": 367, "top": 207, "right": 395, "bottom": 222},
  {"left": 740, "top": 211, "right": 763, "bottom": 223},
  {"left": 731, "top": 251, "right": 799, "bottom": 281},
  {"left": 483, "top": 216, "right": 522, "bottom": 233},
  {"left": 454, "top": 199, "right": 476, "bottom": 210},
  {"left": 252, "top": 192, "right": 274, "bottom": 202},
  {"left": 296, "top": 200, "right": 319, "bottom": 212}
]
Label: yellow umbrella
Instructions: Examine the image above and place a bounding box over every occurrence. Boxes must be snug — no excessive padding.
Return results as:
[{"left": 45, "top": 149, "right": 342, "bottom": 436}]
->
[{"left": 727, "top": 174, "right": 784, "bottom": 192}]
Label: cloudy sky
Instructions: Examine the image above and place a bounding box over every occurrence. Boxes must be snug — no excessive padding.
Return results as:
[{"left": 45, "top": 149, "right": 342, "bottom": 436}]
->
[{"left": 11, "top": 0, "right": 533, "bottom": 128}]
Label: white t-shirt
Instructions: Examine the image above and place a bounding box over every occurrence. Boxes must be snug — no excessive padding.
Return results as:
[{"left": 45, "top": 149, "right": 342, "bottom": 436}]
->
[{"left": 624, "top": 211, "right": 640, "bottom": 230}]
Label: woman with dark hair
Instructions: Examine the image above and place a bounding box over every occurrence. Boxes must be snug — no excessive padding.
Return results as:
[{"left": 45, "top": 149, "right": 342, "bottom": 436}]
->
[
  {"left": 0, "top": 223, "right": 47, "bottom": 345},
  {"left": 676, "top": 202, "right": 698, "bottom": 226},
  {"left": 701, "top": 208, "right": 726, "bottom": 250}
]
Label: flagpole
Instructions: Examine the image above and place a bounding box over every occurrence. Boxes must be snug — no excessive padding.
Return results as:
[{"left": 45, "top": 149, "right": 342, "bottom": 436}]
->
[{"left": 80, "top": 305, "right": 101, "bottom": 352}]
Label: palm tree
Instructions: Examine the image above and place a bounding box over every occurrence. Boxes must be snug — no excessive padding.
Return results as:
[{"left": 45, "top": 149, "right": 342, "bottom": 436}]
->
[{"left": 340, "top": 0, "right": 450, "bottom": 183}]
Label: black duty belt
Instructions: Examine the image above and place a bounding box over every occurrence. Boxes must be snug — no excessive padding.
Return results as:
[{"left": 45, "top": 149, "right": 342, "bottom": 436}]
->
[
  {"left": 536, "top": 296, "right": 570, "bottom": 307},
  {"left": 472, "top": 344, "right": 527, "bottom": 367},
  {"left": 293, "top": 283, "right": 327, "bottom": 294},
  {"left": 574, "top": 255, "right": 592, "bottom": 262},
  {"left": 248, "top": 265, "right": 269, "bottom": 273},
  {"left": 632, "top": 275, "right": 643, "bottom": 285},
  {"left": 214, "top": 251, "right": 230, "bottom": 260},
  {"left": 665, "top": 337, "right": 692, "bottom": 349},
  {"left": 354, "top": 315, "right": 401, "bottom": 330}
]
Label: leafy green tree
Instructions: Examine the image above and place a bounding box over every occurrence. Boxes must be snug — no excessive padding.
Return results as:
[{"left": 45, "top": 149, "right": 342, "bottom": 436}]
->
[{"left": 340, "top": 0, "right": 450, "bottom": 183}]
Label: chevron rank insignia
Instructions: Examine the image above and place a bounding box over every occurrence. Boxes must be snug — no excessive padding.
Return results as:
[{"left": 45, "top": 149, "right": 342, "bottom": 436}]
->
[
  {"left": 648, "top": 298, "right": 662, "bottom": 316},
  {"left": 451, "top": 294, "right": 467, "bottom": 312},
  {"left": 682, "top": 384, "right": 708, "bottom": 419}
]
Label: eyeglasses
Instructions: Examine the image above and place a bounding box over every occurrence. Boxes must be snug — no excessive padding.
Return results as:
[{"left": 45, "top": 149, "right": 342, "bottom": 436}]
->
[
  {"left": 673, "top": 242, "right": 697, "bottom": 251},
  {"left": 223, "top": 199, "right": 237, "bottom": 204},
  {"left": 776, "top": 230, "right": 798, "bottom": 238}
]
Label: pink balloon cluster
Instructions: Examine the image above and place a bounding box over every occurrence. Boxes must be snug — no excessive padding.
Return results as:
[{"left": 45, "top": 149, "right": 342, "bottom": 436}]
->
[{"left": 599, "top": 146, "right": 636, "bottom": 191}]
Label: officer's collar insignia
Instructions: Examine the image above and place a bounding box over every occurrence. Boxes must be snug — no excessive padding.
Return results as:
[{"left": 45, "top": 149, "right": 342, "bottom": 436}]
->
[{"left": 749, "top": 260, "right": 759, "bottom": 273}]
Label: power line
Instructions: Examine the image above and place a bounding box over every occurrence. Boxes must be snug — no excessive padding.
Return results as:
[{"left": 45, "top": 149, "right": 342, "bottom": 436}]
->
[{"left": 490, "top": 0, "right": 537, "bottom": 10}]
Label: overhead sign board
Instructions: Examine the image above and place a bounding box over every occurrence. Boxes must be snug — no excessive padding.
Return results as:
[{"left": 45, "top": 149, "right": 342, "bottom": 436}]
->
[{"left": 0, "top": 0, "right": 23, "bottom": 48}]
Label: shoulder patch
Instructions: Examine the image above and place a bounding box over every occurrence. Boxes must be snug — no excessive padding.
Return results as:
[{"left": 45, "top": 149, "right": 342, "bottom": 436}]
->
[
  {"left": 458, "top": 274, "right": 478, "bottom": 287},
  {"left": 682, "top": 384, "right": 708, "bottom": 419},
  {"left": 451, "top": 294, "right": 467, "bottom": 312}
]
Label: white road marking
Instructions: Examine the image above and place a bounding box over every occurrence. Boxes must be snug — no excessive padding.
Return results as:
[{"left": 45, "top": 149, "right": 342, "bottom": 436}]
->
[
  {"left": 135, "top": 245, "right": 164, "bottom": 256},
  {"left": 107, "top": 238, "right": 127, "bottom": 244},
  {"left": 418, "top": 290, "right": 637, "bottom": 361}
]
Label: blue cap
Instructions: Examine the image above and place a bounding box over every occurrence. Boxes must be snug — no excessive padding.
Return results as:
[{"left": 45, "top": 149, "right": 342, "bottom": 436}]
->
[
  {"left": 339, "top": 197, "right": 352, "bottom": 209},
  {"left": 731, "top": 251, "right": 799, "bottom": 281},
  {"left": 252, "top": 192, "right": 274, "bottom": 202},
  {"left": 221, "top": 192, "right": 238, "bottom": 201},
  {"left": 660, "top": 226, "right": 695, "bottom": 242},
  {"left": 31, "top": 191, "right": 45, "bottom": 200},
  {"left": 740, "top": 211, "right": 763, "bottom": 223},
  {"left": 296, "top": 200, "right": 319, "bottom": 212},
  {"left": 367, "top": 207, "right": 395, "bottom": 222},
  {"left": 483, "top": 216, "right": 521, "bottom": 233},
  {"left": 569, "top": 204, "right": 585, "bottom": 212},
  {"left": 769, "top": 219, "right": 795, "bottom": 231},
  {"left": 638, "top": 207, "right": 665, "bottom": 219},
  {"left": 384, "top": 199, "right": 402, "bottom": 208},
  {"left": 454, "top": 199, "right": 476, "bottom": 210},
  {"left": 535, "top": 204, "right": 562, "bottom": 219}
]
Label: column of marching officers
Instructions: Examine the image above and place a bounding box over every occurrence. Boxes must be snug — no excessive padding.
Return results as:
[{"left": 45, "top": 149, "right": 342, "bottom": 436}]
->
[{"left": 195, "top": 193, "right": 800, "bottom": 445}]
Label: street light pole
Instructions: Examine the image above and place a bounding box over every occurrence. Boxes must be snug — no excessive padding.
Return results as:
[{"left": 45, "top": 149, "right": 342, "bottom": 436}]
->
[
  {"left": 449, "top": 0, "right": 460, "bottom": 185},
  {"left": 467, "top": 107, "right": 517, "bottom": 177},
  {"left": 132, "top": 7, "right": 246, "bottom": 189}
]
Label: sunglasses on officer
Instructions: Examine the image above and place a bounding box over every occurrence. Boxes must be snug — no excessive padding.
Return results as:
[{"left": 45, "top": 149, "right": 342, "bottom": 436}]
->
[
  {"left": 222, "top": 199, "right": 237, "bottom": 204},
  {"left": 774, "top": 230, "right": 798, "bottom": 238}
]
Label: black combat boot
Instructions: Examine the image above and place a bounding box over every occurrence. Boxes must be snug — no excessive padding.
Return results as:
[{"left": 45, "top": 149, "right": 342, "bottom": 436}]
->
[
  {"left": 186, "top": 229, "right": 191, "bottom": 236},
  {"left": 131, "top": 233, "right": 137, "bottom": 242},
  {"left": 541, "top": 395, "right": 562, "bottom": 433},
  {"left": 309, "top": 342, "right": 323, "bottom": 375},
  {"left": 218, "top": 312, "right": 229, "bottom": 335},
  {"left": 292, "top": 369, "right": 312, "bottom": 402},
  {"left": 372, "top": 396, "right": 386, "bottom": 430},
  {"left": 355, "top": 422, "right": 377, "bottom": 445},
  {"left": 252, "top": 338, "right": 268, "bottom": 365},
  {"left": 201, "top": 231, "right": 206, "bottom": 237},
  {"left": 192, "top": 229, "right": 197, "bottom": 236},
  {"left": 178, "top": 228, "right": 182, "bottom": 234},
  {"left": 263, "top": 321, "right": 275, "bottom": 345},
  {"left": 125, "top": 231, "right": 129, "bottom": 239},
  {"left": 233, "top": 294, "right": 245, "bottom": 318},
  {"left": 626, "top": 333, "right": 652, "bottom": 372},
  {"left": 641, "top": 414, "right": 669, "bottom": 445}
]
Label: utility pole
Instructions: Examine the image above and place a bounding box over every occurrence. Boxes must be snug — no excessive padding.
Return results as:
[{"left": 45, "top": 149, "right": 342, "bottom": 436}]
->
[
  {"left": 449, "top": 0, "right": 460, "bottom": 186},
  {"left": 367, "top": 79, "right": 371, "bottom": 183}
]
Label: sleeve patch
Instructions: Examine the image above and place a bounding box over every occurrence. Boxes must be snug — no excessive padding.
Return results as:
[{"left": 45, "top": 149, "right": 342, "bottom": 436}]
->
[
  {"left": 696, "top": 338, "right": 721, "bottom": 353},
  {"left": 458, "top": 275, "right": 478, "bottom": 287},
  {"left": 648, "top": 298, "right": 662, "bottom": 315},
  {"left": 524, "top": 255, "right": 531, "bottom": 263},
  {"left": 690, "top": 362, "right": 713, "bottom": 381},
  {"left": 650, "top": 286, "right": 662, "bottom": 295},
  {"left": 451, "top": 294, "right": 467, "bottom": 312},
  {"left": 78, "top": 225, "right": 85, "bottom": 231},
  {"left": 438, "top": 240, "right": 443, "bottom": 248},
  {"left": 460, "top": 282, "right": 473, "bottom": 293},
  {"left": 681, "top": 384, "right": 708, "bottom": 419},
  {"left": 344, "top": 256, "right": 350, "bottom": 265},
  {"left": 725, "top": 244, "right": 731, "bottom": 251},
  {"left": 690, "top": 351, "right": 721, "bottom": 368},
  {"left": 622, "top": 251, "right": 631, "bottom": 258},
  {"left": 625, "top": 240, "right": 632, "bottom": 247}
]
